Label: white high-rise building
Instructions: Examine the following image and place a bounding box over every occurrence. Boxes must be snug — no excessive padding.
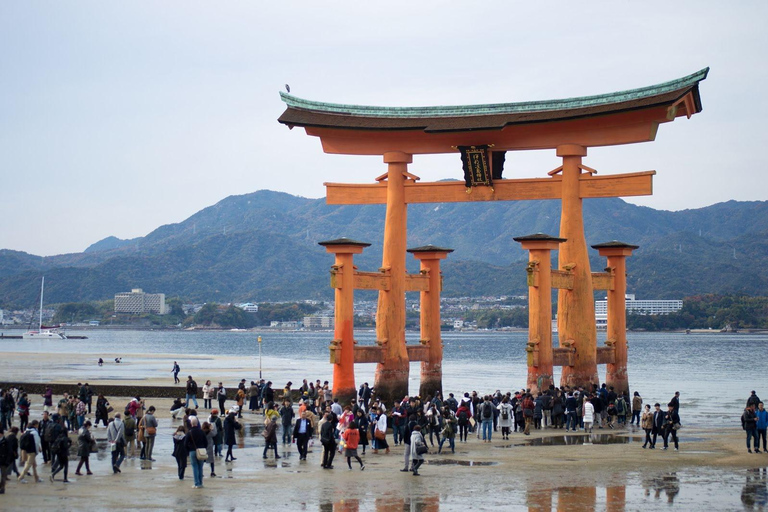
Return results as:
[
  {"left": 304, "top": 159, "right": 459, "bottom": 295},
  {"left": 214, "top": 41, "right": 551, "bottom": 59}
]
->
[
  {"left": 115, "top": 288, "right": 167, "bottom": 315},
  {"left": 595, "top": 294, "right": 682, "bottom": 329}
]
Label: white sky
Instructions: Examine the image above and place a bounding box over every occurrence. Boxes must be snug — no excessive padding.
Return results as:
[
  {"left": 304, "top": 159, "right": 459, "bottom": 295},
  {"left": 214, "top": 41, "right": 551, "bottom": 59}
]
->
[{"left": 1, "top": 2, "right": 766, "bottom": 256}]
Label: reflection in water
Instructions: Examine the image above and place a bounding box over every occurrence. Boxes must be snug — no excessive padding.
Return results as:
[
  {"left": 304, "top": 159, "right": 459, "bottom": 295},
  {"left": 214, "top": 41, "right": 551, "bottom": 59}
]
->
[
  {"left": 321, "top": 495, "right": 440, "bottom": 512},
  {"left": 513, "top": 434, "right": 637, "bottom": 447},
  {"left": 527, "top": 481, "right": 626, "bottom": 511},
  {"left": 742, "top": 468, "right": 768, "bottom": 510},
  {"left": 643, "top": 472, "right": 680, "bottom": 504}
]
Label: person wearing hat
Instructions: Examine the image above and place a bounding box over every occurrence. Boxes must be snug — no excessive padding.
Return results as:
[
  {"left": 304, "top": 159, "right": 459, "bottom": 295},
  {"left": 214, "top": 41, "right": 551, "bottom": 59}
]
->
[{"left": 223, "top": 408, "right": 241, "bottom": 462}]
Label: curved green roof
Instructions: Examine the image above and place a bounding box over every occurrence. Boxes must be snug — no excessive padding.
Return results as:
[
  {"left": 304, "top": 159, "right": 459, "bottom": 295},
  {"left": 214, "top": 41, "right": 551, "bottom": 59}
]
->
[{"left": 280, "top": 68, "right": 708, "bottom": 119}]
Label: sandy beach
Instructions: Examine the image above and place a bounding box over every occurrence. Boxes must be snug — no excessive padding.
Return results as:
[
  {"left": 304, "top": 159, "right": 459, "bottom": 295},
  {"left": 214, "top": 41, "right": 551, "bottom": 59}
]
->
[{"left": 1, "top": 389, "right": 766, "bottom": 511}]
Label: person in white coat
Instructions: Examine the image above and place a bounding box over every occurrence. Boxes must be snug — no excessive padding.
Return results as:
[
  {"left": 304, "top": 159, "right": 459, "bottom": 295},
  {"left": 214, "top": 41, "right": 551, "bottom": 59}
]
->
[
  {"left": 410, "top": 425, "right": 426, "bottom": 476},
  {"left": 374, "top": 407, "right": 389, "bottom": 454},
  {"left": 583, "top": 396, "right": 595, "bottom": 433},
  {"left": 497, "top": 397, "right": 514, "bottom": 440}
]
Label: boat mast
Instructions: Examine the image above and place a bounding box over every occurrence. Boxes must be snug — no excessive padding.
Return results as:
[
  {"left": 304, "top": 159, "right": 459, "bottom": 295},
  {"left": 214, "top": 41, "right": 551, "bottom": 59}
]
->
[{"left": 39, "top": 276, "right": 44, "bottom": 330}]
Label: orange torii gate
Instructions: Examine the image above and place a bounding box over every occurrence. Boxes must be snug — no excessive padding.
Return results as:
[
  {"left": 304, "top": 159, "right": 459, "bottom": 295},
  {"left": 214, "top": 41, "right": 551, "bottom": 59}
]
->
[{"left": 279, "top": 68, "right": 708, "bottom": 404}]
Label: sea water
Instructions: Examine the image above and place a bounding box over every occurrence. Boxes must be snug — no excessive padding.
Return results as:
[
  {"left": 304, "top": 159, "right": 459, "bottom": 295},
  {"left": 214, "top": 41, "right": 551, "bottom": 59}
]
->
[{"left": 4, "top": 329, "right": 765, "bottom": 427}]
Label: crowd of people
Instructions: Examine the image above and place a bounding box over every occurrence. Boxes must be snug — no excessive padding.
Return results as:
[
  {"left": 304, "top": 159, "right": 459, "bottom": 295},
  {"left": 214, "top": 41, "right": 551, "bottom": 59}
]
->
[{"left": 0, "top": 377, "right": 763, "bottom": 494}]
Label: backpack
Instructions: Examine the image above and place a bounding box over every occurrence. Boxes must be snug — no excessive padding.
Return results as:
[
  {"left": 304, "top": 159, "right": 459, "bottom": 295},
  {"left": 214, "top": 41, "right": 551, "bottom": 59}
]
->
[
  {"left": 482, "top": 404, "right": 492, "bottom": 419},
  {"left": 20, "top": 431, "right": 35, "bottom": 452},
  {"left": 501, "top": 407, "right": 509, "bottom": 421},
  {"left": 0, "top": 437, "right": 9, "bottom": 466},
  {"left": 616, "top": 399, "right": 626, "bottom": 415},
  {"left": 125, "top": 424, "right": 135, "bottom": 437},
  {"left": 44, "top": 422, "right": 56, "bottom": 443},
  {"left": 457, "top": 410, "right": 468, "bottom": 426}
]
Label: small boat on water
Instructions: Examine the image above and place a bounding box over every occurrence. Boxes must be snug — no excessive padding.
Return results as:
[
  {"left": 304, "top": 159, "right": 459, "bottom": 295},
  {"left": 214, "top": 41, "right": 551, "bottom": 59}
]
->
[{"left": 23, "top": 277, "right": 66, "bottom": 340}]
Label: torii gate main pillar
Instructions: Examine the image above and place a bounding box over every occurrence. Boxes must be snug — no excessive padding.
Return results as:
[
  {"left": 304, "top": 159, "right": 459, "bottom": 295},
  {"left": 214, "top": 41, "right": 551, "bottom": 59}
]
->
[
  {"left": 374, "top": 151, "right": 412, "bottom": 405},
  {"left": 557, "top": 144, "right": 599, "bottom": 389}
]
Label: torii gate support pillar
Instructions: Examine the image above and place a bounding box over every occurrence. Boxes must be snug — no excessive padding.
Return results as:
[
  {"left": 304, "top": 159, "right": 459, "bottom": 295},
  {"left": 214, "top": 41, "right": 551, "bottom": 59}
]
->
[
  {"left": 515, "top": 234, "right": 565, "bottom": 395},
  {"left": 593, "top": 241, "right": 638, "bottom": 397},
  {"left": 374, "top": 151, "right": 412, "bottom": 405},
  {"left": 408, "top": 245, "right": 453, "bottom": 399},
  {"left": 319, "top": 238, "right": 371, "bottom": 405}
]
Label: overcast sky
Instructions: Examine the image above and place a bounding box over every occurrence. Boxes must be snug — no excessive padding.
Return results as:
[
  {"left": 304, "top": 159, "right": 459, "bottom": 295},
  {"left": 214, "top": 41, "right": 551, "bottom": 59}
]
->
[{"left": 1, "top": 2, "right": 766, "bottom": 256}]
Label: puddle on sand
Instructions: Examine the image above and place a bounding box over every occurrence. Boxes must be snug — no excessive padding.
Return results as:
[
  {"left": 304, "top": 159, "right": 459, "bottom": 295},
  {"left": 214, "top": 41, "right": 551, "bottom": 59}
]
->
[
  {"left": 427, "top": 459, "right": 497, "bottom": 466},
  {"left": 495, "top": 434, "right": 641, "bottom": 447}
]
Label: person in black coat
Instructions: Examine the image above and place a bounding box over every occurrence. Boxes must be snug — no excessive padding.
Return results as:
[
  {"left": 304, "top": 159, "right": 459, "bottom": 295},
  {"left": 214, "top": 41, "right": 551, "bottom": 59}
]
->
[
  {"left": 663, "top": 404, "right": 681, "bottom": 450},
  {"left": 184, "top": 417, "right": 207, "bottom": 489},
  {"left": 223, "top": 409, "right": 241, "bottom": 462},
  {"left": 292, "top": 411, "right": 314, "bottom": 461},
  {"left": 320, "top": 413, "right": 336, "bottom": 469},
  {"left": 651, "top": 403, "right": 665, "bottom": 449},
  {"left": 171, "top": 426, "right": 188, "bottom": 480}
]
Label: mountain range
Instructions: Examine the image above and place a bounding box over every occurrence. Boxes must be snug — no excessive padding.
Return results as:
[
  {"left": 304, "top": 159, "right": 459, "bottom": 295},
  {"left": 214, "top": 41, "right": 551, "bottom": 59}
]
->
[{"left": 1, "top": 189, "right": 767, "bottom": 306}]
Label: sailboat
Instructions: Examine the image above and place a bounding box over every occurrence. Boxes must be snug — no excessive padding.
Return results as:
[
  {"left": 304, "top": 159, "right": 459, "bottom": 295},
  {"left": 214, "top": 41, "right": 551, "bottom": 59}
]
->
[{"left": 22, "top": 277, "right": 66, "bottom": 340}]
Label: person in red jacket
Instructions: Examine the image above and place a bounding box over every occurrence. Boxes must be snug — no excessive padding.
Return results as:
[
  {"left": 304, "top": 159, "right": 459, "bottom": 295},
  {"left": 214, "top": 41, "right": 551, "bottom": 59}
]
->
[
  {"left": 341, "top": 420, "right": 365, "bottom": 471},
  {"left": 455, "top": 400, "right": 472, "bottom": 443}
]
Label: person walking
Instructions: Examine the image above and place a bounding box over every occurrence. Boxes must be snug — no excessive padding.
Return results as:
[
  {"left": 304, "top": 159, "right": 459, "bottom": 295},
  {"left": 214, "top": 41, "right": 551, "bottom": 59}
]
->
[
  {"left": 185, "top": 416, "right": 207, "bottom": 489},
  {"left": 456, "top": 400, "right": 472, "bottom": 442},
  {"left": 142, "top": 406, "right": 158, "bottom": 461},
  {"left": 49, "top": 426, "right": 71, "bottom": 482},
  {"left": 651, "top": 403, "right": 664, "bottom": 449},
  {"left": 202, "top": 422, "right": 216, "bottom": 477},
  {"left": 293, "top": 411, "right": 313, "bottom": 461},
  {"left": 17, "top": 420, "right": 42, "bottom": 483},
  {"left": 262, "top": 416, "right": 280, "bottom": 460},
  {"left": 38, "top": 411, "right": 52, "bottom": 465},
  {"left": 42, "top": 387, "right": 53, "bottom": 414},
  {"left": 632, "top": 392, "right": 643, "bottom": 426},
  {"left": 410, "top": 425, "right": 427, "bottom": 476},
  {"left": 582, "top": 395, "right": 595, "bottom": 433},
  {"left": 17, "top": 394, "right": 30, "bottom": 433},
  {"left": 662, "top": 404, "right": 680, "bottom": 451},
  {"left": 0, "top": 428, "right": 13, "bottom": 494},
  {"left": 202, "top": 381, "right": 213, "bottom": 410},
  {"left": 742, "top": 404, "right": 759, "bottom": 453},
  {"left": 438, "top": 406, "right": 457, "bottom": 454},
  {"left": 107, "top": 413, "right": 126, "bottom": 473},
  {"left": 209, "top": 410, "right": 224, "bottom": 458},
  {"left": 320, "top": 413, "right": 336, "bottom": 469},
  {"left": 497, "top": 397, "right": 514, "bottom": 440},
  {"left": 374, "top": 407, "right": 390, "bottom": 454},
  {"left": 341, "top": 420, "right": 365, "bottom": 471},
  {"left": 756, "top": 402, "right": 767, "bottom": 454},
  {"left": 223, "top": 407, "right": 242, "bottom": 462},
  {"left": 75, "top": 421, "right": 95, "bottom": 475},
  {"left": 172, "top": 426, "right": 188, "bottom": 480},
  {"left": 280, "top": 400, "right": 295, "bottom": 445},
  {"left": 123, "top": 412, "right": 137, "bottom": 458},
  {"left": 172, "top": 362, "right": 180, "bottom": 384},
  {"left": 95, "top": 395, "right": 110, "bottom": 428},
  {"left": 185, "top": 376, "right": 199, "bottom": 409},
  {"left": 641, "top": 404, "right": 654, "bottom": 448},
  {"left": 216, "top": 383, "right": 227, "bottom": 413}
]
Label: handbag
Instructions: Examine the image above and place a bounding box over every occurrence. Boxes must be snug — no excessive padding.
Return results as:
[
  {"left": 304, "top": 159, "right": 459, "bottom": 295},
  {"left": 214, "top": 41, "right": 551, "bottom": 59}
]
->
[
  {"left": 191, "top": 435, "right": 208, "bottom": 461},
  {"left": 146, "top": 426, "right": 157, "bottom": 436},
  {"left": 374, "top": 429, "right": 386, "bottom": 441},
  {"left": 673, "top": 422, "right": 682, "bottom": 431},
  {"left": 107, "top": 406, "right": 114, "bottom": 413},
  {"left": 416, "top": 442, "right": 428, "bottom": 455}
]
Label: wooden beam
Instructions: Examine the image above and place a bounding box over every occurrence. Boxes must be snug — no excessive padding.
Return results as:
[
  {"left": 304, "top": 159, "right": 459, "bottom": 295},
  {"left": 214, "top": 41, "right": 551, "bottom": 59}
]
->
[
  {"left": 325, "top": 171, "right": 655, "bottom": 205},
  {"left": 353, "top": 346, "right": 384, "bottom": 364},
  {"left": 591, "top": 272, "right": 614, "bottom": 291},
  {"left": 553, "top": 347, "right": 575, "bottom": 367},
  {"left": 405, "top": 273, "right": 429, "bottom": 292},
  {"left": 551, "top": 270, "right": 574, "bottom": 290},
  {"left": 406, "top": 344, "right": 430, "bottom": 362},
  {"left": 596, "top": 346, "right": 616, "bottom": 365},
  {"left": 353, "top": 271, "right": 390, "bottom": 291}
]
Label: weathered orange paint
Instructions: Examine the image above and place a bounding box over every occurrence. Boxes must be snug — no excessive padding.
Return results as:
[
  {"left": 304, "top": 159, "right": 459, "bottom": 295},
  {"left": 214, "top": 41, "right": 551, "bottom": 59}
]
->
[
  {"left": 596, "top": 245, "right": 637, "bottom": 396},
  {"left": 324, "top": 171, "right": 655, "bottom": 205},
  {"left": 606, "top": 485, "right": 626, "bottom": 512},
  {"left": 411, "top": 249, "right": 451, "bottom": 398},
  {"left": 556, "top": 145, "right": 599, "bottom": 390},
  {"left": 323, "top": 243, "right": 366, "bottom": 404},
  {"left": 305, "top": 106, "right": 675, "bottom": 155},
  {"left": 518, "top": 238, "right": 562, "bottom": 394},
  {"left": 527, "top": 488, "right": 553, "bottom": 512},
  {"left": 557, "top": 487, "right": 597, "bottom": 512},
  {"left": 374, "top": 152, "right": 412, "bottom": 405}
]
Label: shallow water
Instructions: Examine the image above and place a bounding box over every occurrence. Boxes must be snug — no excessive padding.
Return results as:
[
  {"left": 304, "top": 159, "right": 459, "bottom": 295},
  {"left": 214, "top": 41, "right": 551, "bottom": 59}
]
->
[{"left": 2, "top": 329, "right": 766, "bottom": 427}]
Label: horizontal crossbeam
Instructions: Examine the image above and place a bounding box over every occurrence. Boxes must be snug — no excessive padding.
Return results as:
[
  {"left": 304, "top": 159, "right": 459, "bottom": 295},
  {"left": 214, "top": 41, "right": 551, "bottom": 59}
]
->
[{"left": 326, "top": 171, "right": 655, "bottom": 205}]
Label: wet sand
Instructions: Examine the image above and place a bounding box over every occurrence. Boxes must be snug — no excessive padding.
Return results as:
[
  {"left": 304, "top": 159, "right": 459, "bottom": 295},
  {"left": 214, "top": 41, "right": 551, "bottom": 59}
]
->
[{"left": 1, "top": 394, "right": 766, "bottom": 511}]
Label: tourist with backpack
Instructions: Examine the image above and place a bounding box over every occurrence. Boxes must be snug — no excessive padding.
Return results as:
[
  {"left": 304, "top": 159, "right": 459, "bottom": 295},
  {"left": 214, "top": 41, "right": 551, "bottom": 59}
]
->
[
  {"left": 17, "top": 420, "right": 42, "bottom": 483},
  {"left": 615, "top": 396, "right": 627, "bottom": 426},
  {"left": 479, "top": 396, "right": 495, "bottom": 442},
  {"left": 456, "top": 400, "right": 472, "bottom": 442},
  {"left": 186, "top": 376, "right": 199, "bottom": 409},
  {"left": 497, "top": 397, "right": 514, "bottom": 440}
]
